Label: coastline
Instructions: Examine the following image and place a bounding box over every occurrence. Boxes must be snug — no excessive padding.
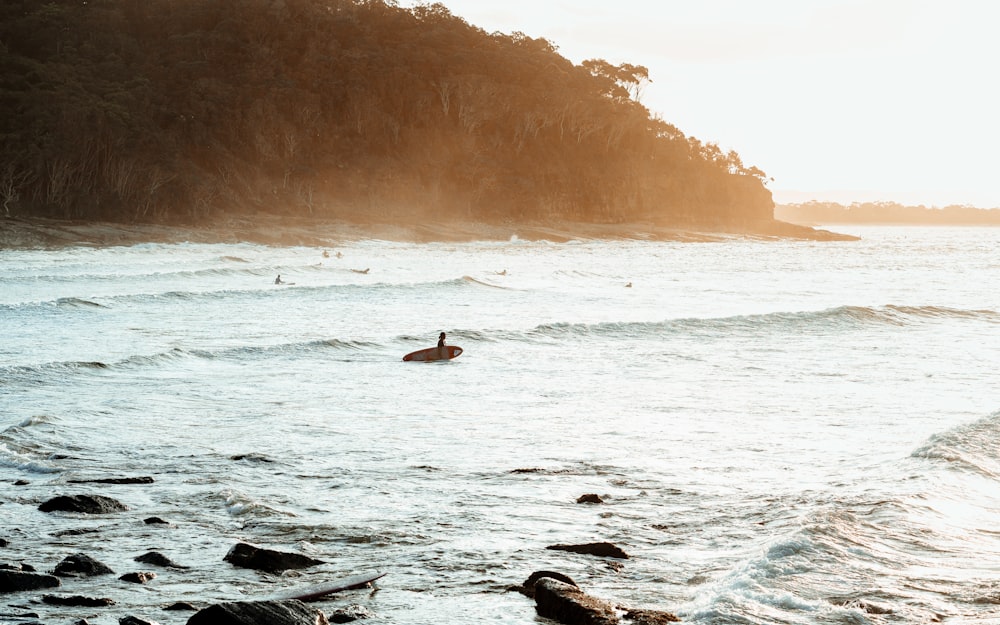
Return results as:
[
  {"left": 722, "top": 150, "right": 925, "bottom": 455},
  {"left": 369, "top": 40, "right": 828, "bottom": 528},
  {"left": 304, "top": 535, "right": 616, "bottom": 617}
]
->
[{"left": 0, "top": 215, "right": 857, "bottom": 249}]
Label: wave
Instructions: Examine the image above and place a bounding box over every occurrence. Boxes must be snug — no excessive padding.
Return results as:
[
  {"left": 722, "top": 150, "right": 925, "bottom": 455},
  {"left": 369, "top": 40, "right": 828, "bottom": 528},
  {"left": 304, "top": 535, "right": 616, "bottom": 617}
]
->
[{"left": 911, "top": 411, "right": 1000, "bottom": 478}]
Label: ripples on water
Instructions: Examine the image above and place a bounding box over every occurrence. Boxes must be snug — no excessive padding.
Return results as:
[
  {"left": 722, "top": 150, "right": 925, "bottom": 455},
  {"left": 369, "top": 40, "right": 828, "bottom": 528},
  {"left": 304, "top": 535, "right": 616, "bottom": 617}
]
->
[{"left": 2, "top": 226, "right": 999, "bottom": 624}]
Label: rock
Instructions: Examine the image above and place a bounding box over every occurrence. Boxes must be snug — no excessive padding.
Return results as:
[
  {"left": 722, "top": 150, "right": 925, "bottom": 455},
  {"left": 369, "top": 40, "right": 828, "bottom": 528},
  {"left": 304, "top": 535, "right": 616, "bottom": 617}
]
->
[
  {"left": 328, "top": 604, "right": 375, "bottom": 623},
  {"left": 516, "top": 570, "right": 579, "bottom": 598},
  {"left": 0, "top": 569, "right": 60, "bottom": 593},
  {"left": 223, "top": 542, "right": 324, "bottom": 573},
  {"left": 576, "top": 494, "right": 604, "bottom": 504},
  {"left": 120, "top": 616, "right": 160, "bottom": 625},
  {"left": 186, "top": 600, "right": 330, "bottom": 625},
  {"left": 38, "top": 494, "right": 129, "bottom": 514},
  {"left": 75, "top": 619, "right": 90, "bottom": 625},
  {"left": 144, "top": 517, "right": 170, "bottom": 525},
  {"left": 164, "top": 601, "right": 198, "bottom": 611},
  {"left": 135, "top": 551, "right": 187, "bottom": 569},
  {"left": 0, "top": 538, "right": 7, "bottom": 547},
  {"left": 119, "top": 571, "right": 157, "bottom": 584},
  {"left": 42, "top": 594, "right": 115, "bottom": 606},
  {"left": 546, "top": 542, "right": 630, "bottom": 559},
  {"left": 621, "top": 608, "right": 681, "bottom": 624},
  {"left": 534, "top": 578, "right": 619, "bottom": 625},
  {"left": 14, "top": 480, "right": 29, "bottom": 486},
  {"left": 67, "top": 477, "right": 154, "bottom": 485},
  {"left": 53, "top": 553, "right": 115, "bottom": 577}
]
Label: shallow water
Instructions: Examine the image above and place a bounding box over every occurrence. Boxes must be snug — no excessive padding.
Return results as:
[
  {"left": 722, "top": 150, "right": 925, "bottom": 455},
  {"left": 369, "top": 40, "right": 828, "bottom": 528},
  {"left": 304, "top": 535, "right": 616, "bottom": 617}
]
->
[{"left": 2, "top": 225, "right": 1000, "bottom": 624}]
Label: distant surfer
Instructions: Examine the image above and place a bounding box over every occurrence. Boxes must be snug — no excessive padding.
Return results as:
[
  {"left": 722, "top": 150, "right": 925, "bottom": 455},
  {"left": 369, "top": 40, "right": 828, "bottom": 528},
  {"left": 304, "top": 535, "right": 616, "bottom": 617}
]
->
[
  {"left": 322, "top": 250, "right": 330, "bottom": 258},
  {"left": 438, "top": 332, "right": 446, "bottom": 348},
  {"left": 496, "top": 269, "right": 507, "bottom": 276},
  {"left": 275, "top": 275, "right": 283, "bottom": 284}
]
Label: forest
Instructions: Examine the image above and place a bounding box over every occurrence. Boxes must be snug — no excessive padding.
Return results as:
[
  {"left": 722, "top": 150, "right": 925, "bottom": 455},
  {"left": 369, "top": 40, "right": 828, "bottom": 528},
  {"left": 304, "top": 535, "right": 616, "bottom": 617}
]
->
[
  {"left": 0, "top": 0, "right": 775, "bottom": 228},
  {"left": 776, "top": 201, "right": 1000, "bottom": 225}
]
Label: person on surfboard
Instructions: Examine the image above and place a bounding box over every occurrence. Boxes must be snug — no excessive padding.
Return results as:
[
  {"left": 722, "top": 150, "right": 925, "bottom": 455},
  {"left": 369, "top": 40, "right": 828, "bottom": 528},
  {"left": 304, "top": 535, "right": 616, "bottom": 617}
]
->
[
  {"left": 437, "top": 332, "right": 446, "bottom": 348},
  {"left": 274, "top": 275, "right": 283, "bottom": 284}
]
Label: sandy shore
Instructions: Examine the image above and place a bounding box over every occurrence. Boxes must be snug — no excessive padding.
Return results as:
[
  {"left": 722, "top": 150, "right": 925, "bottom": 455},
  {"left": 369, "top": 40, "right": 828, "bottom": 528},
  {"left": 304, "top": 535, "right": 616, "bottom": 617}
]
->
[{"left": 0, "top": 215, "right": 856, "bottom": 249}]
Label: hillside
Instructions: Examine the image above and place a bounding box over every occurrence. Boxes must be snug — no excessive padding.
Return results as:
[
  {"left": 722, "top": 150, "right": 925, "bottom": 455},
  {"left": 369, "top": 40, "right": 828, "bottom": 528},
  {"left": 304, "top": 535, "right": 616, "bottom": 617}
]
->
[{"left": 1, "top": 0, "right": 795, "bottom": 234}]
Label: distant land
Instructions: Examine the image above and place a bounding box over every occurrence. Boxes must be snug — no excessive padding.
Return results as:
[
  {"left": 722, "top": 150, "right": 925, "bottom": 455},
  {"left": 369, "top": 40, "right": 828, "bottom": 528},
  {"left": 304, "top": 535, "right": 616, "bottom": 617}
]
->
[
  {"left": 776, "top": 201, "right": 1000, "bottom": 226},
  {"left": 0, "top": 0, "right": 848, "bottom": 242}
]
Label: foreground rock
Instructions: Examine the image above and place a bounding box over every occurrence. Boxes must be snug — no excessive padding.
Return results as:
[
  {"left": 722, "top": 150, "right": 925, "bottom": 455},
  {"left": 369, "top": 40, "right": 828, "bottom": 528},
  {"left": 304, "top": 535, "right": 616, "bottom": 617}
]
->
[
  {"left": 0, "top": 570, "right": 60, "bottom": 593},
  {"left": 186, "top": 600, "right": 329, "bottom": 625},
  {"left": 135, "top": 551, "right": 188, "bottom": 569},
  {"left": 38, "top": 495, "right": 128, "bottom": 514},
  {"left": 534, "top": 578, "right": 618, "bottom": 625},
  {"left": 53, "top": 553, "right": 114, "bottom": 577},
  {"left": 516, "top": 571, "right": 579, "bottom": 598},
  {"left": 546, "top": 542, "right": 630, "bottom": 559},
  {"left": 119, "top": 571, "right": 157, "bottom": 584},
  {"left": 224, "top": 542, "right": 324, "bottom": 573},
  {"left": 329, "top": 604, "right": 375, "bottom": 623}
]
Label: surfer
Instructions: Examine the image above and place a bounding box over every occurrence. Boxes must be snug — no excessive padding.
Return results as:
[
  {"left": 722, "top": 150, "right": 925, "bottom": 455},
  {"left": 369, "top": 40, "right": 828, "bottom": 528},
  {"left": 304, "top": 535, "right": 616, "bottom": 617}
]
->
[
  {"left": 438, "top": 332, "right": 446, "bottom": 348},
  {"left": 274, "top": 275, "right": 283, "bottom": 284}
]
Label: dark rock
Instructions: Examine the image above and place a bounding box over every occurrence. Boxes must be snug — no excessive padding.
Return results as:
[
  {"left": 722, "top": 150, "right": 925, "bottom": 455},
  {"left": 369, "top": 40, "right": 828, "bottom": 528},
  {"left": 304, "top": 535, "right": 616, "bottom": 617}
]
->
[
  {"left": 576, "top": 494, "right": 604, "bottom": 504},
  {"left": 119, "top": 616, "right": 159, "bottom": 625},
  {"left": 68, "top": 476, "right": 154, "bottom": 485},
  {"left": 14, "top": 480, "right": 29, "bottom": 486},
  {"left": 21, "top": 563, "right": 36, "bottom": 572},
  {"left": 517, "top": 571, "right": 579, "bottom": 598},
  {"left": 39, "top": 494, "right": 128, "bottom": 514},
  {"left": 186, "top": 600, "right": 330, "bottom": 625},
  {"left": 75, "top": 619, "right": 90, "bottom": 625},
  {"left": 0, "top": 538, "right": 7, "bottom": 547},
  {"left": 621, "top": 608, "right": 681, "bottom": 624},
  {"left": 144, "top": 517, "right": 170, "bottom": 525},
  {"left": 547, "top": 542, "right": 630, "bottom": 559},
  {"left": 328, "top": 604, "right": 375, "bottom": 623},
  {"left": 42, "top": 594, "right": 115, "bottom": 607},
  {"left": 53, "top": 553, "right": 115, "bottom": 577},
  {"left": 0, "top": 569, "right": 60, "bottom": 593},
  {"left": 223, "top": 542, "right": 324, "bottom": 573},
  {"left": 164, "top": 601, "right": 198, "bottom": 611},
  {"left": 52, "top": 527, "right": 101, "bottom": 537},
  {"left": 135, "top": 551, "right": 187, "bottom": 569},
  {"left": 534, "top": 578, "right": 619, "bottom": 625},
  {"left": 841, "top": 598, "right": 893, "bottom": 615},
  {"left": 120, "top": 571, "right": 157, "bottom": 584}
]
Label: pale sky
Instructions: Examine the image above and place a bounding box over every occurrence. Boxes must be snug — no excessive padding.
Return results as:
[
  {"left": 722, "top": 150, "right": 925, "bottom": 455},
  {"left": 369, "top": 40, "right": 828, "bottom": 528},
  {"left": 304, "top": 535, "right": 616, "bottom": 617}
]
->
[{"left": 403, "top": 1, "right": 1000, "bottom": 207}]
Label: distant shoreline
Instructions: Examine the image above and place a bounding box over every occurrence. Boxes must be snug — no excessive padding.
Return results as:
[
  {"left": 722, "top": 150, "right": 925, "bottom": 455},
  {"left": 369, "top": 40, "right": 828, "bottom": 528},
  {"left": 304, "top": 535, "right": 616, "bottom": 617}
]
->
[{"left": 0, "top": 216, "right": 857, "bottom": 249}]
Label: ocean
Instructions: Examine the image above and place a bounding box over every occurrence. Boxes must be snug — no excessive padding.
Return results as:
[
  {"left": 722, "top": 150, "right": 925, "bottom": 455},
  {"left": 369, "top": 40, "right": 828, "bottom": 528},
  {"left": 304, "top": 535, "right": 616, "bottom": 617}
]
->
[{"left": 2, "top": 225, "right": 999, "bottom": 624}]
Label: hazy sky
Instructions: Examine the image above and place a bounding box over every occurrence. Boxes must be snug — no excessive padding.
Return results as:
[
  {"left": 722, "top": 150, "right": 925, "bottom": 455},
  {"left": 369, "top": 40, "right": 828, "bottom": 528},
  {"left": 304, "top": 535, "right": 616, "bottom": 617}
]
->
[{"left": 403, "top": 1, "right": 999, "bottom": 207}]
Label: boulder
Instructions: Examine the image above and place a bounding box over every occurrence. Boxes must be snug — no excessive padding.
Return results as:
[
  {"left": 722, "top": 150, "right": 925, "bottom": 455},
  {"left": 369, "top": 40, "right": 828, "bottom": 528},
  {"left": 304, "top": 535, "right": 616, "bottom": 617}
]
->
[
  {"left": 119, "top": 572, "right": 157, "bottom": 584},
  {"left": 0, "top": 569, "right": 60, "bottom": 593},
  {"left": 164, "top": 602, "right": 199, "bottom": 611},
  {"left": 135, "top": 551, "right": 187, "bottom": 569},
  {"left": 576, "top": 494, "right": 604, "bottom": 504},
  {"left": 186, "top": 600, "right": 329, "bottom": 625},
  {"left": 119, "top": 616, "right": 160, "bottom": 625},
  {"left": 328, "top": 604, "right": 375, "bottom": 623},
  {"left": 534, "top": 578, "right": 619, "bottom": 625},
  {"left": 621, "top": 608, "right": 681, "bottom": 624},
  {"left": 144, "top": 517, "right": 170, "bottom": 525},
  {"left": 39, "top": 495, "right": 128, "bottom": 514},
  {"left": 0, "top": 538, "right": 7, "bottom": 547},
  {"left": 53, "top": 553, "right": 115, "bottom": 577},
  {"left": 516, "top": 571, "right": 579, "bottom": 598},
  {"left": 547, "top": 542, "right": 629, "bottom": 559},
  {"left": 223, "top": 543, "right": 323, "bottom": 573},
  {"left": 42, "top": 594, "right": 115, "bottom": 606}
]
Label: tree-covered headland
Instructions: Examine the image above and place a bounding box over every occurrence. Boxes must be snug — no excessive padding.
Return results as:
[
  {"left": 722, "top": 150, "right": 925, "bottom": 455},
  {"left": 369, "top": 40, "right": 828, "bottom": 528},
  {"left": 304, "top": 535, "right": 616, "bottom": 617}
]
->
[{"left": 1, "top": 0, "right": 777, "bottom": 230}]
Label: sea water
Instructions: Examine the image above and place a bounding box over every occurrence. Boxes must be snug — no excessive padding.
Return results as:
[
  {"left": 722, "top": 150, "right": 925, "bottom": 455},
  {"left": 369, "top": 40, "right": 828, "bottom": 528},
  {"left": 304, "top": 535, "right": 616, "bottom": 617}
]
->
[{"left": 1, "top": 225, "right": 999, "bottom": 624}]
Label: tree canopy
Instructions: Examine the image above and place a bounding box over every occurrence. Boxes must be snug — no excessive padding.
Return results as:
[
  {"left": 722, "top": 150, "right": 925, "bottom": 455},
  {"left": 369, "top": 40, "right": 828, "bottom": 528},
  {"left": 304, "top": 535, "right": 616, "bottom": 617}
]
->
[{"left": 0, "top": 0, "right": 774, "bottom": 227}]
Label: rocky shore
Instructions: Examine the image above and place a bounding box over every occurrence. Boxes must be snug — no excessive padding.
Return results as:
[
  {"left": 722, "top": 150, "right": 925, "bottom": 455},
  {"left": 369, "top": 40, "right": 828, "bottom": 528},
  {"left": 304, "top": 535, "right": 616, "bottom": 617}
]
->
[
  {"left": 2, "top": 480, "right": 681, "bottom": 624},
  {"left": 0, "top": 215, "right": 857, "bottom": 250}
]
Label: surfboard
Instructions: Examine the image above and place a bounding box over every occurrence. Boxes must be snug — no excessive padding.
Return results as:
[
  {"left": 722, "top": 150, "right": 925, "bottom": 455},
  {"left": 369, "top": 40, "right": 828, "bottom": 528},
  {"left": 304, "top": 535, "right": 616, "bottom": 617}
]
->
[
  {"left": 403, "top": 345, "right": 463, "bottom": 362},
  {"left": 271, "top": 571, "right": 386, "bottom": 602}
]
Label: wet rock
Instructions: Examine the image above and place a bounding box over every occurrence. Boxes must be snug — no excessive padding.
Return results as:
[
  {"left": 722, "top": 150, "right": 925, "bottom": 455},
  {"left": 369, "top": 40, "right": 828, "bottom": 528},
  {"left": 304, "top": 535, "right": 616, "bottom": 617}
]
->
[
  {"left": 842, "top": 598, "right": 893, "bottom": 615},
  {"left": 164, "top": 601, "right": 198, "bottom": 611},
  {"left": 223, "top": 542, "right": 324, "bottom": 573},
  {"left": 42, "top": 594, "right": 115, "bottom": 607},
  {"left": 144, "top": 516, "right": 170, "bottom": 525},
  {"left": 534, "top": 578, "right": 619, "bottom": 625},
  {"left": 135, "top": 551, "right": 188, "bottom": 569},
  {"left": 187, "top": 600, "right": 330, "bottom": 625},
  {"left": 516, "top": 570, "right": 579, "bottom": 598},
  {"left": 328, "top": 604, "right": 375, "bottom": 623},
  {"left": 119, "top": 571, "right": 157, "bottom": 584},
  {"left": 0, "top": 569, "right": 60, "bottom": 593},
  {"left": 546, "top": 542, "right": 630, "bottom": 559},
  {"left": 576, "top": 494, "right": 604, "bottom": 504},
  {"left": 39, "top": 494, "right": 128, "bottom": 514},
  {"left": 621, "top": 608, "right": 681, "bottom": 624},
  {"left": 0, "top": 538, "right": 7, "bottom": 547},
  {"left": 53, "top": 553, "right": 115, "bottom": 577},
  {"left": 68, "top": 476, "right": 154, "bottom": 485},
  {"left": 52, "top": 527, "right": 101, "bottom": 537},
  {"left": 75, "top": 619, "right": 90, "bottom": 625},
  {"left": 14, "top": 480, "right": 29, "bottom": 486},
  {"left": 119, "top": 616, "right": 160, "bottom": 625}
]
